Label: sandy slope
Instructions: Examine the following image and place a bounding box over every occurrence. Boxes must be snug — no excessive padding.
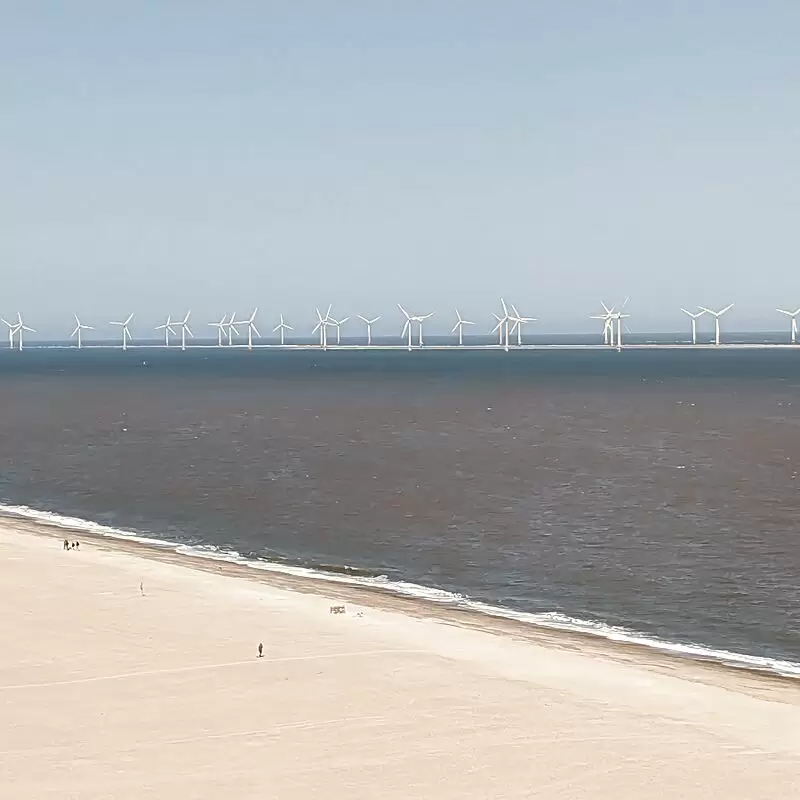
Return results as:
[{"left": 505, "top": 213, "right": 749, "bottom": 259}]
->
[{"left": 0, "top": 523, "right": 798, "bottom": 799}]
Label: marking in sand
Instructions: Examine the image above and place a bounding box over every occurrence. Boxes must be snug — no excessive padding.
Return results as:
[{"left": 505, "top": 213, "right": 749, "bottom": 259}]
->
[
  {"left": 158, "top": 714, "right": 390, "bottom": 747},
  {"left": 0, "top": 648, "right": 425, "bottom": 692}
]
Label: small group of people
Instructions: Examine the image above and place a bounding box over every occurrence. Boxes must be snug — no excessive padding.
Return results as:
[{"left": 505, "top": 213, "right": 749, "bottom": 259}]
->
[{"left": 63, "top": 538, "right": 80, "bottom": 551}]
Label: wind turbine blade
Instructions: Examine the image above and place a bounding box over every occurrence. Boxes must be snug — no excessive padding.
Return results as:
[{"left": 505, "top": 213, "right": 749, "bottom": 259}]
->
[
  {"left": 85, "top": 325, "right": 95, "bottom": 330},
  {"left": 600, "top": 301, "right": 611, "bottom": 314},
  {"left": 357, "top": 315, "right": 368, "bottom": 323},
  {"left": 71, "top": 326, "right": 80, "bottom": 337},
  {"left": 22, "top": 326, "right": 35, "bottom": 333},
  {"left": 286, "top": 324, "right": 294, "bottom": 331},
  {"left": 185, "top": 326, "right": 194, "bottom": 338},
  {"left": 500, "top": 298, "right": 508, "bottom": 316},
  {"left": 249, "top": 308, "right": 257, "bottom": 323},
  {"left": 401, "top": 320, "right": 410, "bottom": 337},
  {"left": 125, "top": 313, "right": 134, "bottom": 325},
  {"left": 719, "top": 303, "right": 734, "bottom": 315},
  {"left": 183, "top": 311, "right": 191, "bottom": 324},
  {"left": 451, "top": 322, "right": 460, "bottom": 333},
  {"left": 777, "top": 309, "right": 791, "bottom": 316},
  {"left": 698, "top": 307, "right": 715, "bottom": 316},
  {"left": 251, "top": 324, "right": 260, "bottom": 337},
  {"left": 620, "top": 296, "right": 630, "bottom": 309},
  {"left": 397, "top": 304, "right": 410, "bottom": 319}
]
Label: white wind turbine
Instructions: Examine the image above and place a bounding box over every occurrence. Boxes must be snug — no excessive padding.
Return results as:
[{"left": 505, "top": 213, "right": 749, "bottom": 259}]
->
[
  {"left": 590, "top": 302, "right": 616, "bottom": 347},
  {"left": 608, "top": 297, "right": 631, "bottom": 350},
  {"left": 776, "top": 307, "right": 800, "bottom": 344},
  {"left": 680, "top": 307, "right": 706, "bottom": 345},
  {"left": 313, "top": 306, "right": 333, "bottom": 349},
  {"left": 71, "top": 315, "right": 94, "bottom": 349},
  {"left": 698, "top": 303, "right": 734, "bottom": 346},
  {"left": 209, "top": 313, "right": 229, "bottom": 347},
  {"left": 491, "top": 314, "right": 504, "bottom": 345},
  {"left": 110, "top": 314, "right": 134, "bottom": 350},
  {"left": 1, "top": 317, "right": 14, "bottom": 349},
  {"left": 2, "top": 313, "right": 35, "bottom": 350},
  {"left": 272, "top": 314, "right": 293, "bottom": 345},
  {"left": 357, "top": 315, "right": 380, "bottom": 346},
  {"left": 398, "top": 305, "right": 433, "bottom": 350},
  {"left": 241, "top": 308, "right": 260, "bottom": 350},
  {"left": 155, "top": 314, "right": 176, "bottom": 346},
  {"left": 451, "top": 309, "right": 474, "bottom": 346},
  {"left": 225, "top": 312, "right": 240, "bottom": 346},
  {"left": 509, "top": 303, "right": 536, "bottom": 346},
  {"left": 330, "top": 315, "right": 349, "bottom": 345},
  {"left": 174, "top": 311, "right": 194, "bottom": 351},
  {"left": 612, "top": 308, "right": 631, "bottom": 350},
  {"left": 491, "top": 299, "right": 511, "bottom": 351}
]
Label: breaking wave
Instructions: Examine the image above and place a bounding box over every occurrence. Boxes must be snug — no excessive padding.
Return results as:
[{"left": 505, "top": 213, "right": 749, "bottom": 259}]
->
[{"left": 2, "top": 501, "right": 798, "bottom": 679}]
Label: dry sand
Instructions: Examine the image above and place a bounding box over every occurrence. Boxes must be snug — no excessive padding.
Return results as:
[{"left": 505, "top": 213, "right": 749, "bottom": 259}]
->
[{"left": 1, "top": 522, "right": 798, "bottom": 799}]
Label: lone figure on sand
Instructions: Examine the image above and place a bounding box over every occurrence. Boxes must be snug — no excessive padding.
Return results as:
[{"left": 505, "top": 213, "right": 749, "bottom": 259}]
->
[
  {"left": 63, "top": 539, "right": 69, "bottom": 551},
  {"left": 258, "top": 642, "right": 263, "bottom": 658}
]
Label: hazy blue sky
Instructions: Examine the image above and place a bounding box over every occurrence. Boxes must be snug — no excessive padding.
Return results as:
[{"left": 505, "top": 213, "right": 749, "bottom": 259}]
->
[{"left": 3, "top": 1, "right": 799, "bottom": 336}]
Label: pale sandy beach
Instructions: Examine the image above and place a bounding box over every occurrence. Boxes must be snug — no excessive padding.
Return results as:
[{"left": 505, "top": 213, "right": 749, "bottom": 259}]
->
[{"left": 1, "top": 521, "right": 798, "bottom": 799}]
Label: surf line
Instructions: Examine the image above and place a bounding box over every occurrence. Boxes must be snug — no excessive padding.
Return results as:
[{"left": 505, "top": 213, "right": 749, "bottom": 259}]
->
[{"left": 0, "top": 648, "right": 426, "bottom": 692}]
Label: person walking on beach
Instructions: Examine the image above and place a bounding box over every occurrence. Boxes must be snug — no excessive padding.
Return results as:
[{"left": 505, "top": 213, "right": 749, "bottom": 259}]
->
[
  {"left": 258, "top": 642, "right": 263, "bottom": 658},
  {"left": 140, "top": 580, "right": 144, "bottom": 596},
  {"left": 63, "top": 538, "right": 69, "bottom": 551},
  {"left": 74, "top": 541, "right": 80, "bottom": 550}
]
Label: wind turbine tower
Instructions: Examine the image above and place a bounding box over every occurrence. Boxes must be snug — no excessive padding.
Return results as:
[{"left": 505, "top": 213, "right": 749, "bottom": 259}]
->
[
  {"left": 273, "top": 314, "right": 293, "bottom": 345},
  {"left": 776, "top": 308, "right": 800, "bottom": 344},
  {"left": 491, "top": 299, "right": 511, "bottom": 351},
  {"left": 1, "top": 318, "right": 14, "bottom": 349},
  {"left": 155, "top": 315, "right": 176, "bottom": 346},
  {"left": 174, "top": 311, "right": 194, "bottom": 351},
  {"left": 590, "top": 302, "right": 615, "bottom": 346},
  {"left": 357, "top": 315, "right": 380, "bottom": 346},
  {"left": 330, "top": 315, "right": 349, "bottom": 345},
  {"left": 680, "top": 308, "right": 706, "bottom": 345},
  {"left": 2, "top": 313, "right": 36, "bottom": 350},
  {"left": 398, "top": 305, "right": 433, "bottom": 350},
  {"left": 699, "top": 304, "right": 734, "bottom": 346},
  {"left": 313, "top": 306, "right": 332, "bottom": 350},
  {"left": 209, "top": 314, "right": 229, "bottom": 347},
  {"left": 225, "top": 313, "right": 240, "bottom": 346},
  {"left": 509, "top": 304, "right": 536, "bottom": 346},
  {"left": 451, "top": 310, "right": 474, "bottom": 346},
  {"left": 110, "top": 314, "right": 134, "bottom": 351},
  {"left": 242, "top": 309, "right": 260, "bottom": 350},
  {"left": 71, "top": 315, "right": 94, "bottom": 349}
]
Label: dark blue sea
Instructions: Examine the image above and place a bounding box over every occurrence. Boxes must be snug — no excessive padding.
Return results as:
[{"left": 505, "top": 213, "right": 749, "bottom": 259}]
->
[{"left": 1, "top": 342, "right": 799, "bottom": 676}]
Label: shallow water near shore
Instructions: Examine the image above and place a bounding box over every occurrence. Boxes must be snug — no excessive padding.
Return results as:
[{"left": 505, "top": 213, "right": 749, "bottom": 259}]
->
[{"left": 1, "top": 348, "right": 799, "bottom": 676}]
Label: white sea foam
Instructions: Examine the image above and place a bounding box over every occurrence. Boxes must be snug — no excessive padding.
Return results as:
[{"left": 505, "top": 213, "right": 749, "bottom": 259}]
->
[{"left": 2, "top": 502, "right": 798, "bottom": 679}]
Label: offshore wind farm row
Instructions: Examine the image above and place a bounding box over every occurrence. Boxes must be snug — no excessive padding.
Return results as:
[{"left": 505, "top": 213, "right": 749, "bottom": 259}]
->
[{"left": 2, "top": 300, "right": 800, "bottom": 352}]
